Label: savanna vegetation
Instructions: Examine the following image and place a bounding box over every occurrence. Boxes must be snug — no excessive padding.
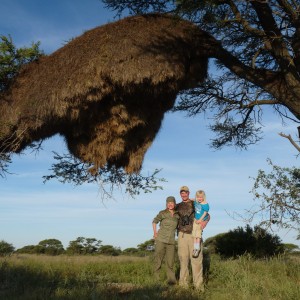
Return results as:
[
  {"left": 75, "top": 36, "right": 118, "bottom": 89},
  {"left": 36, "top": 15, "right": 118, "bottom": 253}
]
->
[
  {"left": 0, "top": 251, "right": 299, "bottom": 300},
  {"left": 2, "top": 225, "right": 294, "bottom": 258},
  {"left": 1, "top": 225, "right": 299, "bottom": 299}
]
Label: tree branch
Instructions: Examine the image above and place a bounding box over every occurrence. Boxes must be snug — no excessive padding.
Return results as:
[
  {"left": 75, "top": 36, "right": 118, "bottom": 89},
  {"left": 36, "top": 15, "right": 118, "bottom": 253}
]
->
[
  {"left": 250, "top": 0, "right": 296, "bottom": 68},
  {"left": 228, "top": 1, "right": 266, "bottom": 37},
  {"left": 276, "top": 0, "right": 299, "bottom": 23},
  {"left": 278, "top": 132, "right": 300, "bottom": 152},
  {"left": 245, "top": 99, "right": 279, "bottom": 107}
]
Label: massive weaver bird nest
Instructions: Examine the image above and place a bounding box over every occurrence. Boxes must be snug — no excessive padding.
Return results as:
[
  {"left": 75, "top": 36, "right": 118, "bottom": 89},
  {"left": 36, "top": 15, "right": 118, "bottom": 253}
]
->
[{"left": 0, "top": 14, "right": 211, "bottom": 173}]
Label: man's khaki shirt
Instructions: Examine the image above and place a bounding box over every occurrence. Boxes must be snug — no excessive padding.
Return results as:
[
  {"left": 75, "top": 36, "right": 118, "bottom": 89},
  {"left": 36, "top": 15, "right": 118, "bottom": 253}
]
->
[{"left": 153, "top": 209, "right": 179, "bottom": 244}]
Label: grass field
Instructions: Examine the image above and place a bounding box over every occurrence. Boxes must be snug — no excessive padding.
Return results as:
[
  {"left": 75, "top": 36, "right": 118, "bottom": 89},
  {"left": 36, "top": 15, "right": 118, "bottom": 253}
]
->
[{"left": 0, "top": 253, "right": 299, "bottom": 299}]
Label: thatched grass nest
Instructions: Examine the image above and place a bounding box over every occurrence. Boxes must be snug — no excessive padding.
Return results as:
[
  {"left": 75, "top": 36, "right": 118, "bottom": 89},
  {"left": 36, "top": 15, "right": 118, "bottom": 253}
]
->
[{"left": 0, "top": 14, "right": 210, "bottom": 173}]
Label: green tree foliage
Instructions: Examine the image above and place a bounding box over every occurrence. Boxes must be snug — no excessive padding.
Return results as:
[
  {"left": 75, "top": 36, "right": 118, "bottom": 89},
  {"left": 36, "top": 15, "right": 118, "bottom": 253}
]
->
[
  {"left": 211, "top": 224, "right": 284, "bottom": 258},
  {"left": 0, "top": 240, "right": 15, "bottom": 256},
  {"left": 38, "top": 239, "right": 65, "bottom": 255},
  {"left": 66, "top": 237, "right": 102, "bottom": 255},
  {"left": 98, "top": 245, "right": 121, "bottom": 256},
  {"left": 122, "top": 247, "right": 139, "bottom": 255},
  {"left": 0, "top": 36, "right": 43, "bottom": 177},
  {"left": 15, "top": 240, "right": 64, "bottom": 255},
  {"left": 249, "top": 159, "right": 300, "bottom": 238},
  {"left": 283, "top": 243, "right": 300, "bottom": 253},
  {"left": 15, "top": 245, "right": 38, "bottom": 254},
  {"left": 66, "top": 238, "right": 84, "bottom": 255},
  {"left": 137, "top": 239, "right": 155, "bottom": 251},
  {"left": 103, "top": 0, "right": 300, "bottom": 149},
  {"left": 0, "top": 35, "right": 43, "bottom": 92},
  {"left": 83, "top": 238, "right": 102, "bottom": 254}
]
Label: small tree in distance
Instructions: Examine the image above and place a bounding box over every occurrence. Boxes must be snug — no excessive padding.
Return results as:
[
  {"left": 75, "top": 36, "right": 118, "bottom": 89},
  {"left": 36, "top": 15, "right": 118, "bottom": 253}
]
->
[
  {"left": 66, "top": 237, "right": 102, "bottom": 255},
  {"left": 38, "top": 239, "right": 64, "bottom": 255},
  {"left": 137, "top": 239, "right": 155, "bottom": 252},
  {"left": 249, "top": 159, "right": 300, "bottom": 238},
  {"left": 0, "top": 240, "right": 15, "bottom": 256},
  {"left": 98, "top": 245, "right": 121, "bottom": 256}
]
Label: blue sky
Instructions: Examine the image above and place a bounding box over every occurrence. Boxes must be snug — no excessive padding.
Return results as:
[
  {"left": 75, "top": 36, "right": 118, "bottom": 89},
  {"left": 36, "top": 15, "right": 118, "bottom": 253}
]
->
[{"left": 1, "top": 0, "right": 299, "bottom": 250}]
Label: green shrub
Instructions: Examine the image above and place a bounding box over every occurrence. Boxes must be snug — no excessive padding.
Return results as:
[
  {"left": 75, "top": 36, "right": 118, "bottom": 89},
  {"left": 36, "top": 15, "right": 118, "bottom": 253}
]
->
[
  {"left": 206, "top": 225, "right": 284, "bottom": 258},
  {"left": 0, "top": 240, "right": 14, "bottom": 256}
]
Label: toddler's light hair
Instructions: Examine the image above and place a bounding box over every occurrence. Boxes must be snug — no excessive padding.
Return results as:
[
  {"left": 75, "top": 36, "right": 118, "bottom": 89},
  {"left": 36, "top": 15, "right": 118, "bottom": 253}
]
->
[{"left": 195, "top": 190, "right": 206, "bottom": 201}]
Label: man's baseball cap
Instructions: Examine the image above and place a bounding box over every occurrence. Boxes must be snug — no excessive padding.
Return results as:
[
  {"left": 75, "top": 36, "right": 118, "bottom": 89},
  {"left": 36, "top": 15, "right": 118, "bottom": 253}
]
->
[
  {"left": 180, "top": 186, "right": 189, "bottom": 192},
  {"left": 166, "top": 196, "right": 176, "bottom": 204}
]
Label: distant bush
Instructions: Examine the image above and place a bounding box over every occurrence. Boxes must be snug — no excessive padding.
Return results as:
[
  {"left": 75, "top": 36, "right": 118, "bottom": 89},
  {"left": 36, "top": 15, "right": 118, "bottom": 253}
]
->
[
  {"left": 98, "top": 245, "right": 121, "bottom": 256},
  {"left": 38, "top": 239, "right": 65, "bottom": 255},
  {"left": 137, "top": 239, "right": 155, "bottom": 251},
  {"left": 16, "top": 245, "right": 39, "bottom": 254},
  {"left": 16, "top": 239, "right": 64, "bottom": 255},
  {"left": 283, "top": 243, "right": 300, "bottom": 253},
  {"left": 122, "top": 247, "right": 139, "bottom": 255},
  {"left": 204, "top": 225, "right": 284, "bottom": 258},
  {"left": 0, "top": 240, "right": 15, "bottom": 256}
]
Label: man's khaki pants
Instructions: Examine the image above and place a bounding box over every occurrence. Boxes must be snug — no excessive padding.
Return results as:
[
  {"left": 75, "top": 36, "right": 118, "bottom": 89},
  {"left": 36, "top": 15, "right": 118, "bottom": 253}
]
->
[
  {"left": 178, "top": 232, "right": 203, "bottom": 289},
  {"left": 154, "top": 240, "right": 176, "bottom": 283}
]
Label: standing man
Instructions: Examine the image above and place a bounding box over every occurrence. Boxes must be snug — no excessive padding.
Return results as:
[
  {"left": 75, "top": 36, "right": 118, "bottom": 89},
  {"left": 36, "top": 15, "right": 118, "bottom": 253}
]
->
[{"left": 176, "top": 186, "right": 204, "bottom": 290}]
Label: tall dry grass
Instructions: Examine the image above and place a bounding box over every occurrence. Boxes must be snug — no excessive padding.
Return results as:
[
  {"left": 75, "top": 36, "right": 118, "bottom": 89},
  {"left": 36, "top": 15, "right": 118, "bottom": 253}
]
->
[{"left": 0, "top": 253, "right": 299, "bottom": 299}]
